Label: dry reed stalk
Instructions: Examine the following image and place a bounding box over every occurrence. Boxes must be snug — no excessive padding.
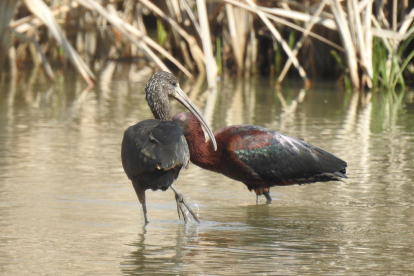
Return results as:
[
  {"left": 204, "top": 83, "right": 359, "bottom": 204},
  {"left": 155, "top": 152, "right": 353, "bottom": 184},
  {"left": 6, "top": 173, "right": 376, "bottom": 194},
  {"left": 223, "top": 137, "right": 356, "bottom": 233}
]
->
[
  {"left": 363, "top": 0, "right": 373, "bottom": 87},
  {"left": 11, "top": 0, "right": 81, "bottom": 31},
  {"left": 377, "top": 2, "right": 390, "bottom": 29},
  {"left": 217, "top": 0, "right": 344, "bottom": 52},
  {"left": 131, "top": 3, "right": 147, "bottom": 57},
  {"left": 245, "top": 0, "right": 308, "bottom": 85},
  {"left": 278, "top": 0, "right": 328, "bottom": 86},
  {"left": 177, "top": 0, "right": 203, "bottom": 70},
  {"left": 392, "top": 0, "right": 398, "bottom": 32},
  {"left": 350, "top": 0, "right": 372, "bottom": 88},
  {"left": 139, "top": 0, "right": 205, "bottom": 73},
  {"left": 177, "top": 1, "right": 201, "bottom": 71},
  {"left": 225, "top": 4, "right": 241, "bottom": 69},
  {"left": 238, "top": 4, "right": 251, "bottom": 74},
  {"left": 196, "top": 0, "right": 218, "bottom": 89},
  {"left": 80, "top": 0, "right": 169, "bottom": 71},
  {"left": 135, "top": 3, "right": 147, "bottom": 35},
  {"left": 371, "top": 18, "right": 394, "bottom": 52},
  {"left": 169, "top": 0, "right": 183, "bottom": 23},
  {"left": 225, "top": 3, "right": 250, "bottom": 74},
  {"left": 13, "top": 30, "right": 55, "bottom": 81},
  {"left": 180, "top": 0, "right": 201, "bottom": 34},
  {"left": 371, "top": 9, "right": 413, "bottom": 87},
  {"left": 12, "top": 0, "right": 188, "bottom": 77},
  {"left": 399, "top": 8, "right": 414, "bottom": 37},
  {"left": 23, "top": 0, "right": 96, "bottom": 86},
  {"left": 247, "top": 4, "right": 337, "bottom": 30},
  {"left": 77, "top": 0, "right": 194, "bottom": 80},
  {"left": 167, "top": 1, "right": 195, "bottom": 71},
  {"left": 0, "top": 0, "right": 19, "bottom": 75},
  {"left": 329, "top": 0, "right": 360, "bottom": 89}
]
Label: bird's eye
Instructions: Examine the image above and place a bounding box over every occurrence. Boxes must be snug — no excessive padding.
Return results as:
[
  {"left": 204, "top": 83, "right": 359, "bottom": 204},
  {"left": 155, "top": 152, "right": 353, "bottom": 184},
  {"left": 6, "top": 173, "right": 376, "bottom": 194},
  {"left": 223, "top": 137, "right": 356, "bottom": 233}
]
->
[{"left": 172, "top": 82, "right": 178, "bottom": 87}]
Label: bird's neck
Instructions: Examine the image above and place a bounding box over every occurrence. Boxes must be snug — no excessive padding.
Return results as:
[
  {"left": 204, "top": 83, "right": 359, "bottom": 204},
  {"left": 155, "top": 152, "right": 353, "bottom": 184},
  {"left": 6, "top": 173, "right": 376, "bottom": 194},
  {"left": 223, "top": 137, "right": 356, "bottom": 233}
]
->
[
  {"left": 185, "top": 126, "right": 219, "bottom": 170},
  {"left": 147, "top": 87, "right": 172, "bottom": 121},
  {"left": 152, "top": 108, "right": 172, "bottom": 121},
  {"left": 151, "top": 98, "right": 172, "bottom": 121}
]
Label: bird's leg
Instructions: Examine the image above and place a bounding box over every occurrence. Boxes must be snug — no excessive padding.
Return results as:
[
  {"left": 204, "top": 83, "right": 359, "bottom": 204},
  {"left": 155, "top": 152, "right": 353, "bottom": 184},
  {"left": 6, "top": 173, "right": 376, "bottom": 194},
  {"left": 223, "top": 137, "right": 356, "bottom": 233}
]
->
[
  {"left": 176, "top": 199, "right": 187, "bottom": 223},
  {"left": 136, "top": 187, "right": 149, "bottom": 224},
  {"left": 255, "top": 188, "right": 272, "bottom": 204},
  {"left": 263, "top": 189, "right": 272, "bottom": 203},
  {"left": 141, "top": 201, "right": 149, "bottom": 224},
  {"left": 173, "top": 190, "right": 186, "bottom": 222},
  {"left": 170, "top": 184, "right": 200, "bottom": 224},
  {"left": 255, "top": 188, "right": 263, "bottom": 204}
]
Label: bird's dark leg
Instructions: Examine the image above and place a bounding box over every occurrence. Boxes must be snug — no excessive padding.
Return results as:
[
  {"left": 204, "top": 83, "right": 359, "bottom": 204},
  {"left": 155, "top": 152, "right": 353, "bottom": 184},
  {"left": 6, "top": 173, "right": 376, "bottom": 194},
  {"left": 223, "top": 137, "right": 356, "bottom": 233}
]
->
[
  {"left": 135, "top": 187, "right": 149, "bottom": 224},
  {"left": 255, "top": 188, "right": 263, "bottom": 204},
  {"left": 170, "top": 184, "right": 200, "bottom": 224},
  {"left": 255, "top": 188, "right": 272, "bottom": 204},
  {"left": 263, "top": 189, "right": 272, "bottom": 203},
  {"left": 141, "top": 200, "right": 148, "bottom": 224}
]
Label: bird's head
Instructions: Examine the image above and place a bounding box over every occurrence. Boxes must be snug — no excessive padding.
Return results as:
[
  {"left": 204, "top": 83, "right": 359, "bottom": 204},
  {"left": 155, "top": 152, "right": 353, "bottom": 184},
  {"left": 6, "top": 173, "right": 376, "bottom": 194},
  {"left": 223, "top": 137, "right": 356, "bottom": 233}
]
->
[
  {"left": 145, "top": 71, "right": 179, "bottom": 121},
  {"left": 145, "top": 72, "right": 217, "bottom": 151}
]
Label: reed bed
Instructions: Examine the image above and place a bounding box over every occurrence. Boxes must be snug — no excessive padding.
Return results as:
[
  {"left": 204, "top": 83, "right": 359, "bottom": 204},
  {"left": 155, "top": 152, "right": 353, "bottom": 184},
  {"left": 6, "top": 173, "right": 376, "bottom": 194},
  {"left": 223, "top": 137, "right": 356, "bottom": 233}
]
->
[{"left": 2, "top": 0, "right": 414, "bottom": 91}]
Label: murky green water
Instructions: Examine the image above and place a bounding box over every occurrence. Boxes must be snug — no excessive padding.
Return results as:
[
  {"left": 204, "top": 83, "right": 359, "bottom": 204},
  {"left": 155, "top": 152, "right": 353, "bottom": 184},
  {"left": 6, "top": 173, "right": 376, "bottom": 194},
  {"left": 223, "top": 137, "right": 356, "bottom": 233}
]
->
[{"left": 1, "top": 65, "right": 414, "bottom": 275}]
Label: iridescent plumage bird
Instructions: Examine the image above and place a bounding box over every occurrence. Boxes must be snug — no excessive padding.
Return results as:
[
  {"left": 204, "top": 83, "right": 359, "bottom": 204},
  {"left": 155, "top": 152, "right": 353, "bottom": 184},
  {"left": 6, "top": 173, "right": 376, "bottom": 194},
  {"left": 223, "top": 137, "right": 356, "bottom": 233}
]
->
[{"left": 173, "top": 112, "right": 347, "bottom": 202}]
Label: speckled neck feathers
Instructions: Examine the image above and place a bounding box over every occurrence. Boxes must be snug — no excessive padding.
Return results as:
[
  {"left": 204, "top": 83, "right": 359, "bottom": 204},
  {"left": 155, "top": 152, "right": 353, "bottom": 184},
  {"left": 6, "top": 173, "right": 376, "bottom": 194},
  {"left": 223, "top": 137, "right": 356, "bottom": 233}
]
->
[{"left": 145, "top": 72, "right": 175, "bottom": 121}]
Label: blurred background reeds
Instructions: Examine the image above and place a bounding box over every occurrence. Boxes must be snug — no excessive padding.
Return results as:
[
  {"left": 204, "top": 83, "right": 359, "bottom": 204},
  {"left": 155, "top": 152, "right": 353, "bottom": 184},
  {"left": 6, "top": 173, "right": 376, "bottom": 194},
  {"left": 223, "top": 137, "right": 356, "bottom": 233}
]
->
[{"left": 1, "top": 0, "right": 414, "bottom": 91}]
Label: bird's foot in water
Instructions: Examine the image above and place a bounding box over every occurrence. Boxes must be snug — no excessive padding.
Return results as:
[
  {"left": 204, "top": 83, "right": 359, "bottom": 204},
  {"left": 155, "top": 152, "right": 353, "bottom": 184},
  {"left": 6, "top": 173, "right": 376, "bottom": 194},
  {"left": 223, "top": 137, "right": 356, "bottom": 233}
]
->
[
  {"left": 255, "top": 188, "right": 273, "bottom": 204},
  {"left": 170, "top": 184, "right": 200, "bottom": 224}
]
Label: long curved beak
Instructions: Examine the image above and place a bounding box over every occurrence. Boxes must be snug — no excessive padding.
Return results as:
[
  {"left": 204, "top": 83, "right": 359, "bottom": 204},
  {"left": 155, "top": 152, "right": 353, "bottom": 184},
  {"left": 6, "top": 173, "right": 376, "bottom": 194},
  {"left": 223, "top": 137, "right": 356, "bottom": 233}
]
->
[{"left": 173, "top": 87, "right": 217, "bottom": 151}]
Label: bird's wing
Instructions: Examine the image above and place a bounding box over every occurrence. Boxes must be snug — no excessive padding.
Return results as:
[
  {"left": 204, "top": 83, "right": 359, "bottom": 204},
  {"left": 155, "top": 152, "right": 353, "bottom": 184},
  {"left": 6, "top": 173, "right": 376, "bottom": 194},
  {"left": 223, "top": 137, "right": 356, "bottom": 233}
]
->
[
  {"left": 121, "top": 119, "right": 189, "bottom": 180},
  {"left": 227, "top": 126, "right": 347, "bottom": 183}
]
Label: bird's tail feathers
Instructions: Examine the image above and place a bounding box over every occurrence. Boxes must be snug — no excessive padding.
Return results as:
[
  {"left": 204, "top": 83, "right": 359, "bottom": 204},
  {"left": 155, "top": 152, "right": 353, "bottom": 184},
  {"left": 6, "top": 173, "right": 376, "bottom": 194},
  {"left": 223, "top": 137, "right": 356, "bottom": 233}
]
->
[
  {"left": 334, "top": 171, "right": 347, "bottom": 180},
  {"left": 287, "top": 171, "right": 347, "bottom": 185}
]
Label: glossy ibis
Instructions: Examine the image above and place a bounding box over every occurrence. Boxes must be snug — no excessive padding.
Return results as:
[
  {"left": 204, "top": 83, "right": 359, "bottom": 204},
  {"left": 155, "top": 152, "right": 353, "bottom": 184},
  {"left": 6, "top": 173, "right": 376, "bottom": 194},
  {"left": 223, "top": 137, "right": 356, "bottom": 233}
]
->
[
  {"left": 173, "top": 112, "right": 347, "bottom": 203},
  {"left": 121, "top": 72, "right": 217, "bottom": 224}
]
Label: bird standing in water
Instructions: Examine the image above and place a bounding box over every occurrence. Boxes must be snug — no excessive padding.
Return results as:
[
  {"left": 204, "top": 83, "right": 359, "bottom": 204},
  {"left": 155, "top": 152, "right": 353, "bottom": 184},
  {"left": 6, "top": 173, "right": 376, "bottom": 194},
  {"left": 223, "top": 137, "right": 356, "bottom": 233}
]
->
[
  {"left": 173, "top": 112, "right": 347, "bottom": 202},
  {"left": 121, "top": 72, "right": 217, "bottom": 224}
]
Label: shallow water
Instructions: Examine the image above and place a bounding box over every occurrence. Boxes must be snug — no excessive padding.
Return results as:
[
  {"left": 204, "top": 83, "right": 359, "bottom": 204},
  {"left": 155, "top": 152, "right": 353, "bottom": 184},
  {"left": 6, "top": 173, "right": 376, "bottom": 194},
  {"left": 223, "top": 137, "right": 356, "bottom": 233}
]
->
[{"left": 1, "top": 66, "right": 414, "bottom": 275}]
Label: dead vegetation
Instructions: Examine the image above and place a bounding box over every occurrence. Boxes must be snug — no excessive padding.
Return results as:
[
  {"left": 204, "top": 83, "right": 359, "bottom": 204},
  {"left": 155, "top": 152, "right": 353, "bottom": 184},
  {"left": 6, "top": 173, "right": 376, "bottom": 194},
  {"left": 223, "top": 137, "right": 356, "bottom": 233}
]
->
[{"left": 1, "top": 0, "right": 414, "bottom": 90}]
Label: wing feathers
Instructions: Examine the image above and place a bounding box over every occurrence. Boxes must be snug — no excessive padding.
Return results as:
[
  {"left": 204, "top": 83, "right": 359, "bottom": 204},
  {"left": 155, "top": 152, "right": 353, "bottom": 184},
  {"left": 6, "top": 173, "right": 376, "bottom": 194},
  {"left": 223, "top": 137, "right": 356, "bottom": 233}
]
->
[
  {"left": 226, "top": 125, "right": 346, "bottom": 184},
  {"left": 121, "top": 119, "right": 189, "bottom": 180}
]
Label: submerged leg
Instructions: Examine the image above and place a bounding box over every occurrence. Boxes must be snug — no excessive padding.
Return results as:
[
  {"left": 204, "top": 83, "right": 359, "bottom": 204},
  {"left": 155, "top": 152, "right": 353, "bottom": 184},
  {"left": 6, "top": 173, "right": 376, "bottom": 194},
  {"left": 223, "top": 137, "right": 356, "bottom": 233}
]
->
[
  {"left": 254, "top": 188, "right": 272, "bottom": 204},
  {"left": 135, "top": 185, "right": 149, "bottom": 224},
  {"left": 170, "top": 184, "right": 200, "bottom": 224},
  {"left": 263, "top": 189, "right": 272, "bottom": 203}
]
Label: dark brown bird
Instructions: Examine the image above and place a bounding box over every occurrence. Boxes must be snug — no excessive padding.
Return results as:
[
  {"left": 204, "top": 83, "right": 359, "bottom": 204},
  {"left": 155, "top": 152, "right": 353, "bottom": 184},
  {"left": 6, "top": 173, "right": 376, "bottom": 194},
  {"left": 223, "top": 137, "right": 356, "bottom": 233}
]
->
[
  {"left": 121, "top": 72, "right": 217, "bottom": 224},
  {"left": 173, "top": 112, "right": 347, "bottom": 203}
]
